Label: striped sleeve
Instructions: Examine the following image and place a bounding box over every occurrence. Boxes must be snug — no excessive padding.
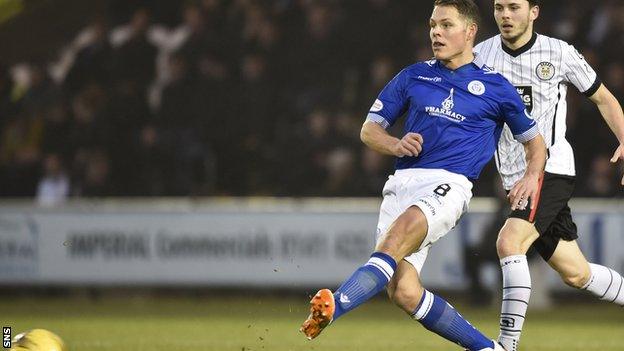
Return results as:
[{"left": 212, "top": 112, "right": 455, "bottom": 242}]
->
[{"left": 562, "top": 43, "right": 600, "bottom": 96}]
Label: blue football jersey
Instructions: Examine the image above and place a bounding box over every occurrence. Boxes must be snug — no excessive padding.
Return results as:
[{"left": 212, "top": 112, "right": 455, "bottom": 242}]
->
[{"left": 366, "top": 56, "right": 538, "bottom": 180}]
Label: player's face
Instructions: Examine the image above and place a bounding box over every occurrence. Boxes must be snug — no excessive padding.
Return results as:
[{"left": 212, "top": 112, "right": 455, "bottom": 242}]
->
[
  {"left": 429, "top": 6, "right": 476, "bottom": 61},
  {"left": 494, "top": 0, "right": 539, "bottom": 42}
]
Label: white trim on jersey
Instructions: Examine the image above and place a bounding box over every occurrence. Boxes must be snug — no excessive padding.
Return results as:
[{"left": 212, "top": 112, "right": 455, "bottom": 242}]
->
[
  {"left": 366, "top": 113, "right": 390, "bottom": 129},
  {"left": 514, "top": 124, "right": 540, "bottom": 144}
]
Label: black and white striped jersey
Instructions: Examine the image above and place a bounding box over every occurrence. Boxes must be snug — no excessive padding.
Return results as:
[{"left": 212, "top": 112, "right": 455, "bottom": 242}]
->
[{"left": 474, "top": 32, "right": 601, "bottom": 190}]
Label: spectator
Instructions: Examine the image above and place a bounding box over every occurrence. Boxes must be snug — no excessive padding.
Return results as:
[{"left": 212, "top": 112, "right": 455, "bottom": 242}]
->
[
  {"left": 130, "top": 125, "right": 173, "bottom": 196},
  {"left": 36, "top": 153, "right": 70, "bottom": 206},
  {"left": 64, "top": 19, "right": 113, "bottom": 94},
  {"left": 75, "top": 149, "right": 112, "bottom": 197},
  {"left": 111, "top": 8, "right": 157, "bottom": 94},
  {"left": 0, "top": 111, "right": 43, "bottom": 196},
  {"left": 0, "top": 63, "right": 19, "bottom": 135},
  {"left": 1, "top": 0, "right": 623, "bottom": 198}
]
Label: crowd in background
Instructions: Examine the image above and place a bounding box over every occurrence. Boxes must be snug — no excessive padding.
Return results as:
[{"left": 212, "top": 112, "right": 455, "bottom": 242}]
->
[{"left": 1, "top": 0, "right": 623, "bottom": 203}]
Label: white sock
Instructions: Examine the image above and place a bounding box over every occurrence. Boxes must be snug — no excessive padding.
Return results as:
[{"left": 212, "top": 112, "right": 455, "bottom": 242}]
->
[
  {"left": 583, "top": 263, "right": 624, "bottom": 306},
  {"left": 498, "top": 255, "right": 531, "bottom": 351}
]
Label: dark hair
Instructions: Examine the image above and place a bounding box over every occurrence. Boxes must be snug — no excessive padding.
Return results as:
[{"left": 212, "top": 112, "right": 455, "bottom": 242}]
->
[
  {"left": 527, "top": 0, "right": 540, "bottom": 6},
  {"left": 434, "top": 0, "right": 481, "bottom": 26}
]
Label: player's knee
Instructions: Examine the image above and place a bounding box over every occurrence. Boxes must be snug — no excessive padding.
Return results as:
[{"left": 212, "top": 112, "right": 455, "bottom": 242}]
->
[
  {"left": 560, "top": 268, "right": 591, "bottom": 289},
  {"left": 496, "top": 232, "right": 522, "bottom": 258},
  {"left": 496, "top": 220, "right": 535, "bottom": 258},
  {"left": 389, "top": 283, "right": 423, "bottom": 313}
]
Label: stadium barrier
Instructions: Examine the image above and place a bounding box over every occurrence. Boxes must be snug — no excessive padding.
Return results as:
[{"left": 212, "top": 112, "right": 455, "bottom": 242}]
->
[{"left": 0, "top": 198, "right": 622, "bottom": 290}]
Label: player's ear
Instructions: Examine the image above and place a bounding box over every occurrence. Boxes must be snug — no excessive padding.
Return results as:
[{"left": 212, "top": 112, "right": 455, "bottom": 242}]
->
[
  {"left": 529, "top": 5, "right": 539, "bottom": 21},
  {"left": 466, "top": 22, "right": 477, "bottom": 42}
]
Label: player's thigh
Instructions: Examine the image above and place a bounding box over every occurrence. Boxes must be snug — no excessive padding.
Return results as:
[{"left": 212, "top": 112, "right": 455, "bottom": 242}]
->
[
  {"left": 375, "top": 169, "right": 470, "bottom": 260},
  {"left": 532, "top": 204, "right": 579, "bottom": 261},
  {"left": 409, "top": 178, "right": 472, "bottom": 249},
  {"left": 497, "top": 217, "right": 539, "bottom": 256},
  {"left": 547, "top": 239, "right": 590, "bottom": 287},
  {"left": 504, "top": 173, "right": 574, "bottom": 256},
  {"left": 375, "top": 205, "right": 428, "bottom": 261},
  {"left": 508, "top": 173, "right": 572, "bottom": 231},
  {"left": 375, "top": 176, "right": 428, "bottom": 261},
  {"left": 374, "top": 174, "right": 432, "bottom": 260},
  {"left": 375, "top": 175, "right": 402, "bottom": 244},
  {"left": 387, "top": 259, "right": 425, "bottom": 313}
]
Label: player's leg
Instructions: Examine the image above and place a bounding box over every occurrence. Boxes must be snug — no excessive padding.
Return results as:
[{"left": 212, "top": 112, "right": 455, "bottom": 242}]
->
[
  {"left": 532, "top": 200, "right": 624, "bottom": 305},
  {"left": 495, "top": 218, "right": 539, "bottom": 351},
  {"left": 300, "top": 170, "right": 472, "bottom": 340},
  {"left": 300, "top": 205, "right": 427, "bottom": 339},
  {"left": 548, "top": 239, "right": 624, "bottom": 305},
  {"left": 496, "top": 173, "right": 575, "bottom": 351},
  {"left": 387, "top": 257, "right": 502, "bottom": 351}
]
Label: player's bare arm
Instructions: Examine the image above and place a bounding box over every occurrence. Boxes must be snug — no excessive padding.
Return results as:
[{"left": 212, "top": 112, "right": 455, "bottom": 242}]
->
[
  {"left": 508, "top": 133, "right": 546, "bottom": 210},
  {"left": 360, "top": 121, "right": 423, "bottom": 158},
  {"left": 588, "top": 84, "right": 624, "bottom": 184}
]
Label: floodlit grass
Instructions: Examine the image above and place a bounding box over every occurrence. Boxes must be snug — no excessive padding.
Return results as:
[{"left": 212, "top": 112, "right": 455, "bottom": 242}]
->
[{"left": 2, "top": 295, "right": 622, "bottom": 350}]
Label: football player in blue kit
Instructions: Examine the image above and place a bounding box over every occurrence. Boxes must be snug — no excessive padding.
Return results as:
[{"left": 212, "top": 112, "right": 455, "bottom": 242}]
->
[{"left": 300, "top": 1, "right": 546, "bottom": 350}]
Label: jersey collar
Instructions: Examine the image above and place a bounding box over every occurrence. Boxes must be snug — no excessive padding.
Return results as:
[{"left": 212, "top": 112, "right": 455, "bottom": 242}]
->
[
  {"left": 472, "top": 54, "right": 485, "bottom": 69},
  {"left": 500, "top": 32, "right": 537, "bottom": 57},
  {"left": 435, "top": 55, "right": 484, "bottom": 75}
]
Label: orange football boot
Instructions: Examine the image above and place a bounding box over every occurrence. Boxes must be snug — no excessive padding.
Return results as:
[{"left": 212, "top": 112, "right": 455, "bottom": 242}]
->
[{"left": 299, "top": 289, "right": 335, "bottom": 340}]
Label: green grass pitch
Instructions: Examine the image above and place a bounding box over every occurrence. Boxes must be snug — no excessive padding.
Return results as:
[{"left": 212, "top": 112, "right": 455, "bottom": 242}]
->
[{"left": 2, "top": 295, "right": 622, "bottom": 350}]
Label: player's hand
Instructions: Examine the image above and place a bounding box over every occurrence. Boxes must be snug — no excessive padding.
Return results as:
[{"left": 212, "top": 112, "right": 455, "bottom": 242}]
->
[
  {"left": 508, "top": 172, "right": 543, "bottom": 211},
  {"left": 610, "top": 144, "right": 624, "bottom": 185},
  {"left": 392, "top": 133, "right": 423, "bottom": 158}
]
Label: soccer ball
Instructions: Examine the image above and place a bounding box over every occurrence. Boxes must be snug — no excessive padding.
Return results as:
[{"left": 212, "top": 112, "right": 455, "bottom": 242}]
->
[{"left": 10, "top": 329, "right": 66, "bottom": 351}]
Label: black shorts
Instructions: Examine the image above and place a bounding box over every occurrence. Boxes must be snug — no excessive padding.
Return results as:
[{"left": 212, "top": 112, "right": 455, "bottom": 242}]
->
[{"left": 508, "top": 172, "right": 578, "bottom": 261}]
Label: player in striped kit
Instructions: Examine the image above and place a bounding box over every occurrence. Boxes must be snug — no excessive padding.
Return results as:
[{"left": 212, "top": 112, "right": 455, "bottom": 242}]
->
[
  {"left": 300, "top": 1, "right": 546, "bottom": 350},
  {"left": 474, "top": 1, "right": 624, "bottom": 350}
]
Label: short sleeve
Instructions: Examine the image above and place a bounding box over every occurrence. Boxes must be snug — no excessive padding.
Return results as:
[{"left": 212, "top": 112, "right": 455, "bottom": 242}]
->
[
  {"left": 499, "top": 80, "right": 539, "bottom": 143},
  {"left": 562, "top": 43, "right": 601, "bottom": 97},
  {"left": 366, "top": 69, "right": 409, "bottom": 129}
]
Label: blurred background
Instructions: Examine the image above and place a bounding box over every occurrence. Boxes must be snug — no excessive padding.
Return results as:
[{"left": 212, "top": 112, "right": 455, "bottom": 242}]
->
[
  {"left": 1, "top": 0, "right": 624, "bottom": 199},
  {"left": 0, "top": 0, "right": 623, "bottom": 350}
]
